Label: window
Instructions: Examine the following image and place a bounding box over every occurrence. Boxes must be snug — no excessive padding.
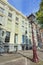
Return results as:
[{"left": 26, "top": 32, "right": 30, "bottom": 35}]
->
[
  {"left": 0, "top": 29, "right": 5, "bottom": 37},
  {"left": 29, "top": 39, "right": 31, "bottom": 44},
  {"left": 15, "top": 23, "right": 18, "bottom": 25},
  {"left": 25, "top": 30, "right": 27, "bottom": 34},
  {"left": 22, "top": 35, "right": 25, "bottom": 43},
  {"left": 0, "top": 7, "right": 4, "bottom": 13},
  {"left": 8, "top": 12, "right": 12, "bottom": 18},
  {"left": 0, "top": 16, "right": 3, "bottom": 25},
  {"left": 25, "top": 36, "right": 28, "bottom": 44},
  {"left": 22, "top": 21, "right": 24, "bottom": 24},
  {"left": 5, "top": 31, "right": 10, "bottom": 42},
  {"left": 16, "top": 17, "right": 19, "bottom": 21},
  {"left": 15, "top": 23, "right": 18, "bottom": 28},
  {"left": 0, "top": 16, "right": 4, "bottom": 25},
  {"left": 25, "top": 27, "right": 27, "bottom": 29},
  {"left": 0, "top": 16, "right": 3, "bottom": 21},
  {"left": 22, "top": 26, "right": 24, "bottom": 28},
  {"left": 2, "top": 31, "right": 4, "bottom": 36},
  {"left": 22, "top": 21, "right": 24, "bottom": 26},
  {"left": 25, "top": 22, "right": 27, "bottom": 25},
  {"left": 22, "top": 26, "right": 24, "bottom": 31},
  {"left": 22, "top": 21, "right": 24, "bottom": 29},
  {"left": 0, "top": 28, "right": 2, "bottom": 36},
  {"left": 14, "top": 34, "right": 18, "bottom": 44},
  {"left": 8, "top": 18, "right": 12, "bottom": 22}
]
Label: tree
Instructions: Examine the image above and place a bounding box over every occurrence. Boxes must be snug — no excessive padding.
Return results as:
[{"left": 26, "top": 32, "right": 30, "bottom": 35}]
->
[{"left": 36, "top": 0, "right": 43, "bottom": 28}]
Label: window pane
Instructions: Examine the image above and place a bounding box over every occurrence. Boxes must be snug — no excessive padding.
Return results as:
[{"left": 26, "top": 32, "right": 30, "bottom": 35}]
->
[
  {"left": 0, "top": 16, "right": 3, "bottom": 21},
  {"left": 0, "top": 7, "right": 4, "bottom": 13},
  {"left": 14, "top": 34, "right": 18, "bottom": 44},
  {"left": 5, "top": 31, "right": 10, "bottom": 42},
  {"left": 2, "top": 31, "right": 4, "bottom": 36},
  {"left": 16, "top": 17, "right": 19, "bottom": 21},
  {"left": 0, "top": 28, "right": 2, "bottom": 36},
  {"left": 22, "top": 35, "right": 25, "bottom": 43},
  {"left": 8, "top": 12, "right": 12, "bottom": 18},
  {"left": 25, "top": 36, "right": 28, "bottom": 44}
]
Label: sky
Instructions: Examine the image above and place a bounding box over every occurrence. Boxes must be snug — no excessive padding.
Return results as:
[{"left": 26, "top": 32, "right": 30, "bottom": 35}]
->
[{"left": 8, "top": 0, "right": 41, "bottom": 16}]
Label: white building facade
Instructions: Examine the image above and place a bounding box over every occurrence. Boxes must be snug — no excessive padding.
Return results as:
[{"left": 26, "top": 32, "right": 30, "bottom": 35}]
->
[{"left": 0, "top": 0, "right": 39, "bottom": 52}]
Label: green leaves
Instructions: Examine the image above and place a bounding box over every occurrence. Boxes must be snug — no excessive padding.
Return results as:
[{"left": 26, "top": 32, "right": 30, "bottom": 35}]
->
[
  {"left": 40, "top": 0, "right": 43, "bottom": 10},
  {"left": 36, "top": 0, "right": 43, "bottom": 28}
]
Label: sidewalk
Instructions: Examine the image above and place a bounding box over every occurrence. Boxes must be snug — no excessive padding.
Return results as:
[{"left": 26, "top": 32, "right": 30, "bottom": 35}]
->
[
  {"left": 18, "top": 50, "right": 43, "bottom": 65},
  {"left": 38, "top": 48, "right": 43, "bottom": 52},
  {"left": 0, "top": 53, "right": 31, "bottom": 65},
  {"left": 0, "top": 50, "right": 43, "bottom": 65},
  {"left": 0, "top": 53, "right": 22, "bottom": 63},
  {"left": 0, "top": 57, "right": 25, "bottom": 65},
  {"left": 18, "top": 50, "right": 33, "bottom": 58}
]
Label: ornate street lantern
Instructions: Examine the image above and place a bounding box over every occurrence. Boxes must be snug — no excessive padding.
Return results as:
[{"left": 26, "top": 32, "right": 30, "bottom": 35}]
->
[
  {"left": 31, "top": 21, "right": 39, "bottom": 62},
  {"left": 27, "top": 14, "right": 39, "bottom": 63}
]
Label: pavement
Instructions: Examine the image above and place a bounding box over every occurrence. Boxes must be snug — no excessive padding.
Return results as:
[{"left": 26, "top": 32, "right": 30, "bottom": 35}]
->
[
  {"left": 0, "top": 53, "right": 22, "bottom": 63},
  {"left": 0, "top": 57, "right": 25, "bottom": 65},
  {"left": 0, "top": 53, "right": 27, "bottom": 65},
  {"left": 0, "top": 50, "right": 43, "bottom": 65},
  {"left": 18, "top": 50, "right": 43, "bottom": 60}
]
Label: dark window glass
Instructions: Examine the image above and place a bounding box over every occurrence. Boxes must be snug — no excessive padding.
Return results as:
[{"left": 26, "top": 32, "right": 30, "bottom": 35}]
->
[
  {"left": 25, "top": 36, "right": 28, "bottom": 44},
  {"left": 16, "top": 17, "right": 19, "bottom": 21},
  {"left": 25, "top": 31, "right": 27, "bottom": 34},
  {"left": 14, "top": 34, "right": 18, "bottom": 44},
  {"left": 2, "top": 31, "right": 4, "bottom": 36},
  {"left": 29, "top": 39, "right": 31, "bottom": 44},
  {"left": 8, "top": 12, "right": 12, "bottom": 18},
  {"left": 0, "top": 7, "right": 4, "bottom": 13},
  {"left": 22, "top": 35, "right": 25, "bottom": 43},
  {"left": 15, "top": 23, "right": 18, "bottom": 25},
  {"left": 8, "top": 19, "right": 12, "bottom": 22},
  {"left": 5, "top": 31, "right": 10, "bottom": 42}
]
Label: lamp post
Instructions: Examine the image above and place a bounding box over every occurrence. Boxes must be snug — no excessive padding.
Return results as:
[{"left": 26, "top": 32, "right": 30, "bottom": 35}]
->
[
  {"left": 31, "top": 21, "right": 39, "bottom": 63},
  {"left": 27, "top": 14, "right": 39, "bottom": 63}
]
